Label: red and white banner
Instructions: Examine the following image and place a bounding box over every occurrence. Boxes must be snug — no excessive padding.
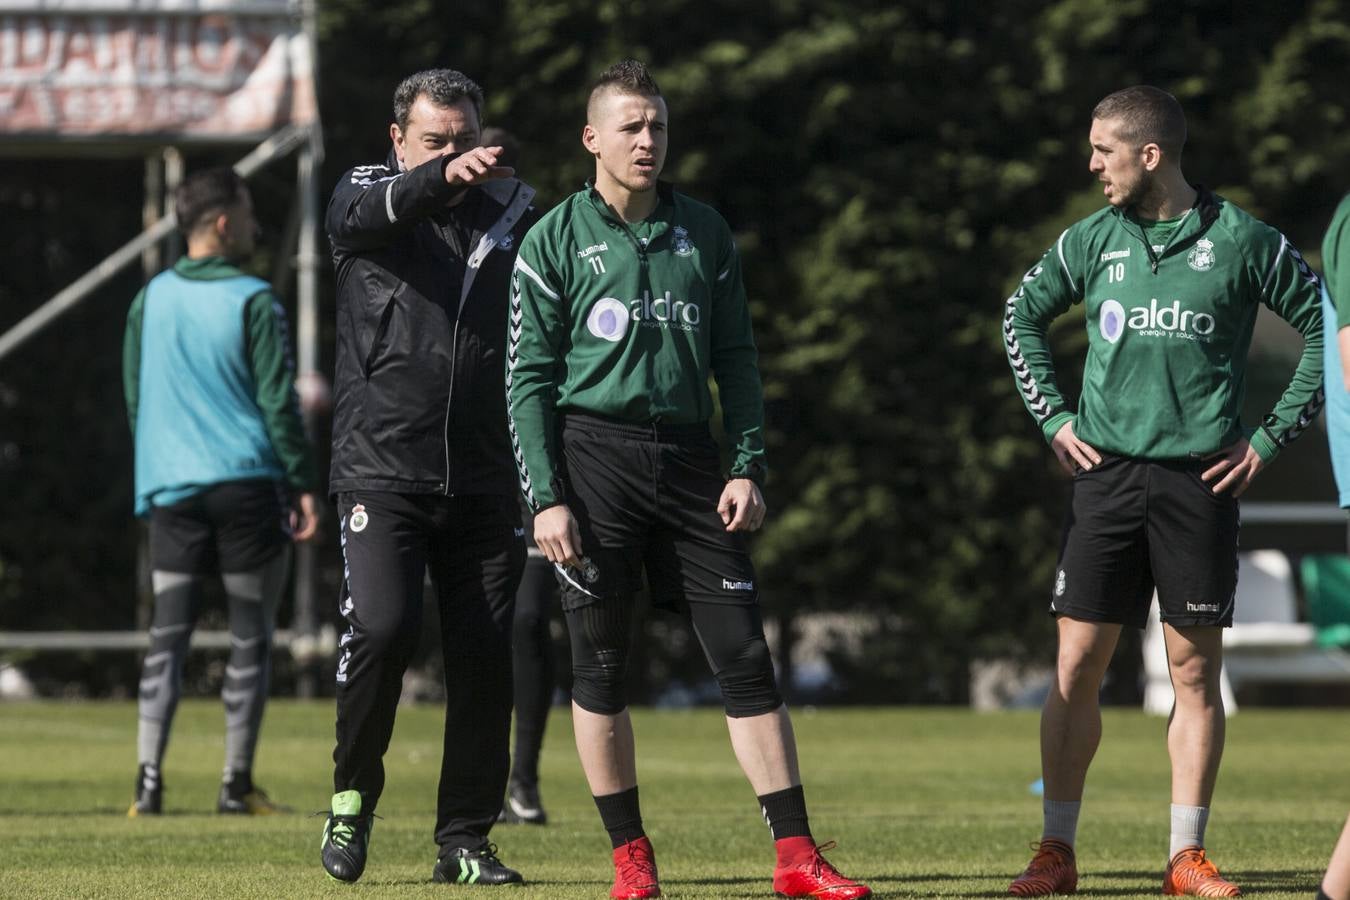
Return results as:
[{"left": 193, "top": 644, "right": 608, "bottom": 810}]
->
[{"left": 0, "top": 1, "right": 316, "bottom": 140}]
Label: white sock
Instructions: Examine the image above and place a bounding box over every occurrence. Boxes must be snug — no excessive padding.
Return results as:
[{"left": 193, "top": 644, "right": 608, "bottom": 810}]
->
[
  {"left": 1043, "top": 799, "right": 1081, "bottom": 847},
  {"left": 1170, "top": 804, "right": 1209, "bottom": 857}
]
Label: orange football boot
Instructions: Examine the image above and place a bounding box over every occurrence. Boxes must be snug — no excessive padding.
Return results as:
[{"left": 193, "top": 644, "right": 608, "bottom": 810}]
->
[
  {"left": 1008, "top": 839, "right": 1078, "bottom": 896},
  {"left": 1163, "top": 847, "right": 1241, "bottom": 897}
]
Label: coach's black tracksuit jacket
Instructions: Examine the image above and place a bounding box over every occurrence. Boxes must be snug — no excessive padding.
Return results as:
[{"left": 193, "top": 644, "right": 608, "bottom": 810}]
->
[
  {"left": 326, "top": 150, "right": 537, "bottom": 851},
  {"left": 328, "top": 149, "right": 537, "bottom": 498}
]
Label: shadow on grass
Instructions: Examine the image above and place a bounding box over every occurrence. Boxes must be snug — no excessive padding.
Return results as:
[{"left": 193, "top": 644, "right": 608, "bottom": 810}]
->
[
  {"left": 0, "top": 808, "right": 227, "bottom": 817},
  {"left": 359, "top": 878, "right": 616, "bottom": 889}
]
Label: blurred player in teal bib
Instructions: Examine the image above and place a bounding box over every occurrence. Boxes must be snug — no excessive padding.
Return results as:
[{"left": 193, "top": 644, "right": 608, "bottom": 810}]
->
[
  {"left": 123, "top": 167, "right": 319, "bottom": 817},
  {"left": 1315, "top": 192, "right": 1350, "bottom": 900}
]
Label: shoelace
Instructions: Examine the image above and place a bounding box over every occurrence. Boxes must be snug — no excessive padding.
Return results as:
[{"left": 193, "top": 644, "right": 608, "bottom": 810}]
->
[
  {"left": 806, "top": 841, "right": 856, "bottom": 885},
  {"left": 1024, "top": 840, "right": 1072, "bottom": 869},
  {"left": 329, "top": 814, "right": 361, "bottom": 848},
  {"left": 1175, "top": 850, "right": 1221, "bottom": 881},
  {"left": 311, "top": 810, "right": 379, "bottom": 849},
  {"left": 477, "top": 842, "right": 505, "bottom": 865},
  {"left": 619, "top": 841, "right": 657, "bottom": 884}
]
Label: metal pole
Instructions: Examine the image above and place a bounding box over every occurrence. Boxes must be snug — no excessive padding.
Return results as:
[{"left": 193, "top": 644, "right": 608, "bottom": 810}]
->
[
  {"left": 135, "top": 151, "right": 165, "bottom": 630},
  {"left": 141, "top": 153, "right": 163, "bottom": 277},
  {"left": 293, "top": 0, "right": 328, "bottom": 698},
  {"left": 163, "top": 146, "right": 184, "bottom": 263},
  {"left": 293, "top": 134, "right": 322, "bottom": 699},
  {"left": 0, "top": 125, "right": 310, "bottom": 364}
]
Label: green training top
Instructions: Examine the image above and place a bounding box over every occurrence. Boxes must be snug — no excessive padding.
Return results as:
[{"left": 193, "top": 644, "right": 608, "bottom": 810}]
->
[
  {"left": 507, "top": 182, "right": 765, "bottom": 512},
  {"left": 1134, "top": 210, "right": 1188, "bottom": 251},
  {"left": 1004, "top": 189, "right": 1324, "bottom": 462}
]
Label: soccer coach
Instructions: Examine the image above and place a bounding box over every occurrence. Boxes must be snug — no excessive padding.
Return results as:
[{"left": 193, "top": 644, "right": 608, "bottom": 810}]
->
[{"left": 318, "top": 68, "right": 537, "bottom": 886}]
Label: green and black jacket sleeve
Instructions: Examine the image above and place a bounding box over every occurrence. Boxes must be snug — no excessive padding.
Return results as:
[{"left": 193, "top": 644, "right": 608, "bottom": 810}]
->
[{"left": 245, "top": 291, "right": 320, "bottom": 494}]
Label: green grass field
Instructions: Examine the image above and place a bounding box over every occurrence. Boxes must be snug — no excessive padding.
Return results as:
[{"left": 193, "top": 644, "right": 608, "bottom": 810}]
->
[{"left": 3, "top": 702, "right": 1347, "bottom": 898}]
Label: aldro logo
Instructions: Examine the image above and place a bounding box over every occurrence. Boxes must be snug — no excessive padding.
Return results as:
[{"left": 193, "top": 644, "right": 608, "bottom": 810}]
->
[
  {"left": 1098, "top": 298, "right": 1216, "bottom": 344},
  {"left": 585, "top": 291, "right": 702, "bottom": 342}
]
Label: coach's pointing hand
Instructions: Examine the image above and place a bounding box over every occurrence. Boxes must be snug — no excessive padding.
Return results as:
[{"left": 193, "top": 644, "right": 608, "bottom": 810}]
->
[
  {"left": 443, "top": 146, "right": 514, "bottom": 187},
  {"left": 534, "top": 504, "right": 583, "bottom": 568}
]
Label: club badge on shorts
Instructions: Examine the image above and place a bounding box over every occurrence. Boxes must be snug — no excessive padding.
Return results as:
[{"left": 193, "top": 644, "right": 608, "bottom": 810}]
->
[
  {"left": 349, "top": 504, "right": 369, "bottom": 533},
  {"left": 580, "top": 556, "right": 600, "bottom": 584}
]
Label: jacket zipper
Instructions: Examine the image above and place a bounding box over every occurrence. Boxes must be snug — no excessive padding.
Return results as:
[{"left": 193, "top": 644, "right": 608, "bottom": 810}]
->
[
  {"left": 440, "top": 187, "right": 524, "bottom": 496},
  {"left": 442, "top": 318, "right": 460, "bottom": 495},
  {"left": 1126, "top": 207, "right": 1194, "bottom": 274}
]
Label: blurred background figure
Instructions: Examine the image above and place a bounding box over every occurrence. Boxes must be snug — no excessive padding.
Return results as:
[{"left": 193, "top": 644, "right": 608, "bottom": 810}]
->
[
  {"left": 123, "top": 166, "right": 320, "bottom": 817},
  {"left": 1321, "top": 815, "right": 1350, "bottom": 900},
  {"left": 480, "top": 125, "right": 560, "bottom": 828},
  {"left": 1318, "top": 185, "right": 1350, "bottom": 900},
  {"left": 499, "top": 498, "right": 560, "bottom": 827}
]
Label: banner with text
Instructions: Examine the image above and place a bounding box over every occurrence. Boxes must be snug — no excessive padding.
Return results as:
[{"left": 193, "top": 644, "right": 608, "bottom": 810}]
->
[{"left": 0, "top": 1, "right": 315, "bottom": 140}]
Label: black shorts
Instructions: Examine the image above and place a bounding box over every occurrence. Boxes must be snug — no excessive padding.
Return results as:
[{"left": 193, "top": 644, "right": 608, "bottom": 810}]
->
[
  {"left": 1052, "top": 454, "right": 1238, "bottom": 629},
  {"left": 553, "top": 413, "right": 758, "bottom": 613},
  {"left": 149, "top": 479, "right": 290, "bottom": 574}
]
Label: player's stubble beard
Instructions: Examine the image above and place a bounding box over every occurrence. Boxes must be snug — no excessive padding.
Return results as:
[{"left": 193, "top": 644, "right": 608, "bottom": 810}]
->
[{"left": 1119, "top": 167, "right": 1164, "bottom": 216}]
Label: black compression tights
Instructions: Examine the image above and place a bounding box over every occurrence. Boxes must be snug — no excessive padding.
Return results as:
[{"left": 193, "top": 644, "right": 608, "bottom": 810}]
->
[{"left": 566, "top": 595, "right": 782, "bottom": 717}]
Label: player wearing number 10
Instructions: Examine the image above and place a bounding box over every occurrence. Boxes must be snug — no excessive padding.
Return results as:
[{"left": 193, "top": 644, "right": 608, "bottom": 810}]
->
[{"left": 1003, "top": 85, "right": 1323, "bottom": 897}]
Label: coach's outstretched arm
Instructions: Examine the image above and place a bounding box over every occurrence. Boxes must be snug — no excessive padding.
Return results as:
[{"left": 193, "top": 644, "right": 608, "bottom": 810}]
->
[{"left": 327, "top": 148, "right": 511, "bottom": 252}]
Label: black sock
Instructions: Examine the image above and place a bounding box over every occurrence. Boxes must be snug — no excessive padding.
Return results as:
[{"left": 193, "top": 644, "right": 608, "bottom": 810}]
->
[
  {"left": 1316, "top": 889, "right": 1332, "bottom": 900},
  {"left": 594, "top": 787, "right": 644, "bottom": 849},
  {"left": 223, "top": 769, "right": 253, "bottom": 795},
  {"left": 758, "top": 785, "right": 812, "bottom": 841}
]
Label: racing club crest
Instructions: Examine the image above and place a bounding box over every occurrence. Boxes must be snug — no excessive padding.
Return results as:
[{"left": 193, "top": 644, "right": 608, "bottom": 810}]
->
[
  {"left": 672, "top": 225, "right": 695, "bottom": 258},
  {"left": 1187, "top": 238, "right": 1215, "bottom": 272}
]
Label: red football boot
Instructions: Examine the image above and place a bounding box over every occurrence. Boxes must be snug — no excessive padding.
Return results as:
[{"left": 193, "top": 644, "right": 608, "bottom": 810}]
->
[
  {"left": 772, "top": 839, "right": 871, "bottom": 899},
  {"left": 611, "top": 835, "right": 661, "bottom": 899}
]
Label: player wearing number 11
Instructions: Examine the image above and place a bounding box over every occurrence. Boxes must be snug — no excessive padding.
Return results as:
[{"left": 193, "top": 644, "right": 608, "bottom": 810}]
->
[
  {"left": 506, "top": 59, "right": 870, "bottom": 900},
  {"left": 1003, "top": 85, "right": 1323, "bottom": 897}
]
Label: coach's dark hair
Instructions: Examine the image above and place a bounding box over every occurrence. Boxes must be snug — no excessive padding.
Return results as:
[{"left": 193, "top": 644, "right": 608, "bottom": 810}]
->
[
  {"left": 587, "top": 59, "right": 662, "bottom": 119},
  {"left": 174, "top": 167, "right": 247, "bottom": 237},
  {"left": 1093, "top": 85, "right": 1187, "bottom": 159},
  {"left": 394, "top": 69, "right": 484, "bottom": 131}
]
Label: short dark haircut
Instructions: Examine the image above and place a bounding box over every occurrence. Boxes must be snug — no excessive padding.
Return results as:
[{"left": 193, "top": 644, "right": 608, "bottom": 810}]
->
[
  {"left": 393, "top": 69, "right": 484, "bottom": 131},
  {"left": 480, "top": 126, "right": 521, "bottom": 169},
  {"left": 587, "top": 59, "right": 662, "bottom": 121},
  {"left": 174, "top": 167, "right": 246, "bottom": 237},
  {"left": 1093, "top": 85, "right": 1187, "bottom": 159}
]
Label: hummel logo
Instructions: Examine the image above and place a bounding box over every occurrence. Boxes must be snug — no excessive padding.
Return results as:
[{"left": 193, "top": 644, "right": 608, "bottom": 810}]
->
[
  {"left": 1186, "top": 602, "right": 1220, "bottom": 613},
  {"left": 723, "top": 579, "right": 754, "bottom": 591}
]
